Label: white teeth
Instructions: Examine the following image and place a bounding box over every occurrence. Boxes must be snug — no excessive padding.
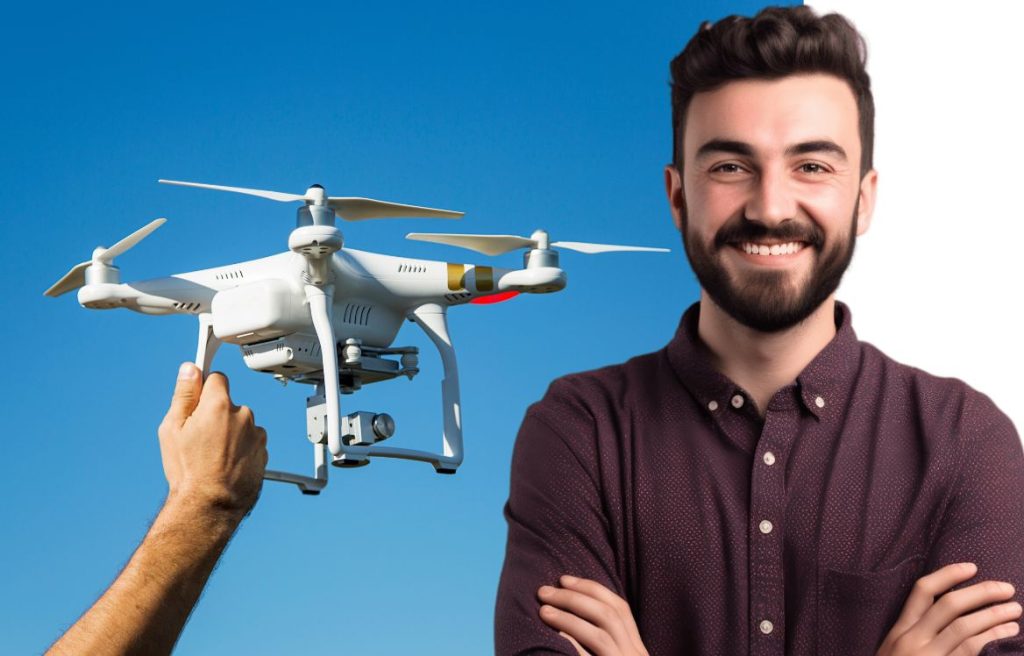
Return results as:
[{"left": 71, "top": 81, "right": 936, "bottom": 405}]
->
[{"left": 741, "top": 242, "right": 803, "bottom": 256}]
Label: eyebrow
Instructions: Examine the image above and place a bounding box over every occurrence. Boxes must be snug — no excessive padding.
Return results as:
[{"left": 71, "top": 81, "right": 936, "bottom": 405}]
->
[{"left": 694, "top": 138, "right": 849, "bottom": 162}]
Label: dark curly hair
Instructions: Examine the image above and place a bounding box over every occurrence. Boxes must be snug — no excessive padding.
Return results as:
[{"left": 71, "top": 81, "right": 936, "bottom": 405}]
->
[{"left": 670, "top": 6, "right": 873, "bottom": 177}]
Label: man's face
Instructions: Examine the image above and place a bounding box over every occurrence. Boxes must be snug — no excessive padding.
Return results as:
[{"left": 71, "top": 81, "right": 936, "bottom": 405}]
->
[{"left": 665, "top": 74, "right": 877, "bottom": 332}]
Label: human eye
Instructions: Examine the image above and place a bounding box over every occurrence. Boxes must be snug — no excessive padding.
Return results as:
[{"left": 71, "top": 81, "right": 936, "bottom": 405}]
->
[
  {"left": 797, "top": 161, "right": 831, "bottom": 175},
  {"left": 710, "top": 162, "right": 747, "bottom": 175}
]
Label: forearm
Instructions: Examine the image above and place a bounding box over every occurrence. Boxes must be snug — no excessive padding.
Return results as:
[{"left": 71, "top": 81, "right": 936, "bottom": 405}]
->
[{"left": 48, "top": 494, "right": 242, "bottom": 656}]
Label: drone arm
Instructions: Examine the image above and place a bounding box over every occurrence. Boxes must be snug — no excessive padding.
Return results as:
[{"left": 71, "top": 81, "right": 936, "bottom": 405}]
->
[
  {"left": 194, "top": 313, "right": 223, "bottom": 379},
  {"left": 409, "top": 303, "right": 463, "bottom": 468},
  {"left": 305, "top": 284, "right": 343, "bottom": 456}
]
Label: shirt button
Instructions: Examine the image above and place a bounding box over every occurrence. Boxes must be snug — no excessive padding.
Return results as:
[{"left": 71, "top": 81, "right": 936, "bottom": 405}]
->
[
  {"left": 707, "top": 400, "right": 719, "bottom": 411},
  {"left": 759, "top": 619, "right": 774, "bottom": 634},
  {"left": 763, "top": 451, "right": 776, "bottom": 466},
  {"left": 815, "top": 395, "right": 825, "bottom": 408},
  {"left": 731, "top": 394, "right": 745, "bottom": 409},
  {"left": 759, "top": 520, "right": 773, "bottom": 534}
]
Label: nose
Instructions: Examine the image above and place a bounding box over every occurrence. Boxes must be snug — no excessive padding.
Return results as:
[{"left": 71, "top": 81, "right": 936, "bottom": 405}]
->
[{"left": 744, "top": 168, "right": 796, "bottom": 227}]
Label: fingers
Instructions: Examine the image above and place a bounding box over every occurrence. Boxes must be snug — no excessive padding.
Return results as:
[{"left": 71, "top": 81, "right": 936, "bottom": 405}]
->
[
  {"left": 538, "top": 577, "right": 644, "bottom": 656},
  {"left": 196, "top": 371, "right": 235, "bottom": 413},
  {"left": 891, "top": 563, "right": 980, "bottom": 630},
  {"left": 931, "top": 599, "right": 1022, "bottom": 654},
  {"left": 560, "top": 576, "right": 646, "bottom": 653},
  {"left": 558, "top": 631, "right": 590, "bottom": 656},
  {"left": 916, "top": 579, "right": 1016, "bottom": 638},
  {"left": 958, "top": 619, "right": 1022, "bottom": 654},
  {"left": 539, "top": 604, "right": 616, "bottom": 656},
  {"left": 163, "top": 362, "right": 203, "bottom": 428},
  {"left": 882, "top": 562, "right": 1021, "bottom": 656}
]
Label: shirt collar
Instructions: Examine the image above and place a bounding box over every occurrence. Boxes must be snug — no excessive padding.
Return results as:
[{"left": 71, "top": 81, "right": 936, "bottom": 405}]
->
[{"left": 666, "top": 300, "right": 860, "bottom": 421}]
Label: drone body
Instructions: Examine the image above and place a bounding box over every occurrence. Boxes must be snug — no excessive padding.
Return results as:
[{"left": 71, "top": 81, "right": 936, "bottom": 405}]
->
[{"left": 46, "top": 180, "right": 667, "bottom": 495}]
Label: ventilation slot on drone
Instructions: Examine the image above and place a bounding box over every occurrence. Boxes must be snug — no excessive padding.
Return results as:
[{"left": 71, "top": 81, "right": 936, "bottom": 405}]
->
[
  {"left": 343, "top": 303, "right": 372, "bottom": 326},
  {"left": 397, "top": 263, "right": 427, "bottom": 273},
  {"left": 215, "top": 270, "right": 246, "bottom": 281},
  {"left": 444, "top": 292, "right": 472, "bottom": 303}
]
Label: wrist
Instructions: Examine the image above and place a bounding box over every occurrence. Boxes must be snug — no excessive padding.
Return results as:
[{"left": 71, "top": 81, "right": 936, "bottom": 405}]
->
[{"left": 164, "top": 487, "right": 248, "bottom": 535}]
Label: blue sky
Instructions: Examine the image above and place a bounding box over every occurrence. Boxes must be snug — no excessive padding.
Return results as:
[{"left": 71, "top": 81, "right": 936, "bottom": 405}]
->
[{"left": 0, "top": 1, "right": 792, "bottom": 653}]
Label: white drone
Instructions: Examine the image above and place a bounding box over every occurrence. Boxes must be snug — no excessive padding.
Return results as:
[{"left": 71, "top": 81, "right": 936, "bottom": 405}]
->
[{"left": 45, "top": 180, "right": 668, "bottom": 495}]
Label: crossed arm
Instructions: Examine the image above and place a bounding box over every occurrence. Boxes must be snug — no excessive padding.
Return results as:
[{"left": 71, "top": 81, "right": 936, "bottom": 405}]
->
[
  {"left": 47, "top": 363, "right": 267, "bottom": 656},
  {"left": 497, "top": 391, "right": 1024, "bottom": 655},
  {"left": 535, "top": 565, "right": 1020, "bottom": 656}
]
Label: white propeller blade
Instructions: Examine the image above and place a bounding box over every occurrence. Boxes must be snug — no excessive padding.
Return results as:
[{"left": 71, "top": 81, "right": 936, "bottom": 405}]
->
[
  {"left": 159, "top": 179, "right": 306, "bottom": 202},
  {"left": 405, "top": 232, "right": 670, "bottom": 256},
  {"left": 551, "top": 241, "right": 670, "bottom": 254},
  {"left": 101, "top": 218, "right": 167, "bottom": 261},
  {"left": 406, "top": 233, "right": 535, "bottom": 255},
  {"left": 328, "top": 198, "right": 463, "bottom": 221},
  {"left": 160, "top": 179, "right": 464, "bottom": 221},
  {"left": 44, "top": 262, "right": 92, "bottom": 298},
  {"left": 44, "top": 218, "right": 166, "bottom": 298}
]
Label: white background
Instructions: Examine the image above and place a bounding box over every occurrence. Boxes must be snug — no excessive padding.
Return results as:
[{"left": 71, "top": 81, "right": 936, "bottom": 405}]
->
[{"left": 815, "top": 1, "right": 1023, "bottom": 435}]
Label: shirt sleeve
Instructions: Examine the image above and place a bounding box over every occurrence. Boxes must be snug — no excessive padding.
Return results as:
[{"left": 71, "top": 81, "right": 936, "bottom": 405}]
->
[
  {"left": 926, "top": 391, "right": 1024, "bottom": 655},
  {"left": 494, "top": 379, "right": 624, "bottom": 656}
]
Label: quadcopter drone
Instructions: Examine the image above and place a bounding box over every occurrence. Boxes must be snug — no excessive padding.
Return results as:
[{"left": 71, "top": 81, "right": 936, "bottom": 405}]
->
[{"left": 45, "top": 180, "right": 668, "bottom": 495}]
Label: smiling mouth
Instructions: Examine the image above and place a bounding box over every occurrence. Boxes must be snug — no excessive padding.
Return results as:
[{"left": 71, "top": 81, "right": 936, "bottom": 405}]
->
[{"left": 735, "top": 241, "right": 808, "bottom": 256}]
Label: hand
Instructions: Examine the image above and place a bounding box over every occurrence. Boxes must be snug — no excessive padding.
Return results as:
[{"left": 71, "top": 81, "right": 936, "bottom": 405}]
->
[
  {"left": 537, "top": 575, "right": 649, "bottom": 656},
  {"left": 876, "top": 562, "right": 1022, "bottom": 655},
  {"left": 157, "top": 363, "right": 268, "bottom": 520}
]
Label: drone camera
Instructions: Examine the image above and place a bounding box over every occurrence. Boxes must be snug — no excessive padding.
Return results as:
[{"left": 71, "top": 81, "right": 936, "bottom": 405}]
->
[{"left": 341, "top": 411, "right": 396, "bottom": 446}]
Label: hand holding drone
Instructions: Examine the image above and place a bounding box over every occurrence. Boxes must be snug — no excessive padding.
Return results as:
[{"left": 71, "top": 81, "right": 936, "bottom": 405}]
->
[{"left": 45, "top": 180, "right": 668, "bottom": 495}]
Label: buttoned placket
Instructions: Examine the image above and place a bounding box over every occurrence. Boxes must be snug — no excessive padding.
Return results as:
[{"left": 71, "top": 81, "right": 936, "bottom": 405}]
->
[{"left": 748, "top": 395, "right": 801, "bottom": 656}]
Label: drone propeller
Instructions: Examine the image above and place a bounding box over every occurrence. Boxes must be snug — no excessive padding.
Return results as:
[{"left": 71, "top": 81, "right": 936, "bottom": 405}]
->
[
  {"left": 44, "top": 219, "right": 167, "bottom": 297},
  {"left": 159, "top": 179, "right": 464, "bottom": 221},
  {"left": 405, "top": 230, "right": 670, "bottom": 256}
]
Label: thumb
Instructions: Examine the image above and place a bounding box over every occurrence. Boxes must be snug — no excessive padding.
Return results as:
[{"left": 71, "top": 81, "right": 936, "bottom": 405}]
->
[{"left": 166, "top": 362, "right": 202, "bottom": 427}]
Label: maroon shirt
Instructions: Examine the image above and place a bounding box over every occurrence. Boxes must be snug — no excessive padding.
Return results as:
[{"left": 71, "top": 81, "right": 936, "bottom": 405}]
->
[{"left": 495, "top": 302, "right": 1024, "bottom": 655}]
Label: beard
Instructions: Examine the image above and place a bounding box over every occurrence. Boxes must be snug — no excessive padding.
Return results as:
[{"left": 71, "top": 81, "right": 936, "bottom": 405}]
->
[{"left": 681, "top": 202, "right": 858, "bottom": 333}]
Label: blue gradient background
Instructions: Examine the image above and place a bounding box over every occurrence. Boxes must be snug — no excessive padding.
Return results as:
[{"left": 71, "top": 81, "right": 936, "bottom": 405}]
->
[{"left": 0, "top": 1, "right": 795, "bottom": 653}]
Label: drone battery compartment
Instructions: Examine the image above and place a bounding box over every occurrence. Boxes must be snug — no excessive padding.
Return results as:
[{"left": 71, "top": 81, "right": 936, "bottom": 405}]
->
[{"left": 210, "top": 279, "right": 306, "bottom": 343}]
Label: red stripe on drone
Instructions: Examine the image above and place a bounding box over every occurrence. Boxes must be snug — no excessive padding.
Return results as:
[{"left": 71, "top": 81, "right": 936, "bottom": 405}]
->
[{"left": 470, "top": 291, "right": 520, "bottom": 305}]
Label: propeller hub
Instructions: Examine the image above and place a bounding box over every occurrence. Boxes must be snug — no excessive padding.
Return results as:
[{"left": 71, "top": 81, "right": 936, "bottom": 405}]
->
[
  {"left": 530, "top": 229, "right": 550, "bottom": 250},
  {"left": 305, "top": 185, "right": 327, "bottom": 205}
]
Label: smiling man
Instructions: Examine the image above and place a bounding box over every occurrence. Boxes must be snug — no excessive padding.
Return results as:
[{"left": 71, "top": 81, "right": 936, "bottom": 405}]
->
[{"left": 494, "top": 7, "right": 1024, "bottom": 656}]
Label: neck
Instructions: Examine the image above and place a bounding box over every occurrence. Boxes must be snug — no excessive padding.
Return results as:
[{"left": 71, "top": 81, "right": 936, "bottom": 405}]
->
[{"left": 697, "top": 292, "right": 837, "bottom": 417}]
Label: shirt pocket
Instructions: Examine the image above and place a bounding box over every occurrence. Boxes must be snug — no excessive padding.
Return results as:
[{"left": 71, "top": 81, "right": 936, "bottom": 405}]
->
[{"left": 817, "top": 553, "right": 926, "bottom": 656}]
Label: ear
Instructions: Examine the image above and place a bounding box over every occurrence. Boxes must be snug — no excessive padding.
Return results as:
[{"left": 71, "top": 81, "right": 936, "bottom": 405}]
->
[
  {"left": 664, "top": 164, "right": 686, "bottom": 232},
  {"left": 855, "top": 169, "right": 878, "bottom": 236}
]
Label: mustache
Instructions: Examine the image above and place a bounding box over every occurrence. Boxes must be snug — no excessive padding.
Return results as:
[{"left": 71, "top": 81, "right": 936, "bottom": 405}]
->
[{"left": 713, "top": 217, "right": 825, "bottom": 250}]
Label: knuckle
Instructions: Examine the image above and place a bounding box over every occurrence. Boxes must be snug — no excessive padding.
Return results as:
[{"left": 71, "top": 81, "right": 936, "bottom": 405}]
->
[
  {"left": 913, "top": 577, "right": 933, "bottom": 596},
  {"left": 951, "top": 640, "right": 974, "bottom": 656},
  {"left": 207, "top": 392, "right": 231, "bottom": 412},
  {"left": 891, "top": 632, "right": 919, "bottom": 653},
  {"left": 948, "top": 616, "right": 972, "bottom": 641},
  {"left": 595, "top": 632, "right": 616, "bottom": 652}
]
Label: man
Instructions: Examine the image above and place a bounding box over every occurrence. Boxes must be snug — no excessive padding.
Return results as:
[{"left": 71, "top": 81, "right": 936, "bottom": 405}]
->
[
  {"left": 494, "top": 6, "right": 1024, "bottom": 655},
  {"left": 47, "top": 363, "right": 267, "bottom": 655}
]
